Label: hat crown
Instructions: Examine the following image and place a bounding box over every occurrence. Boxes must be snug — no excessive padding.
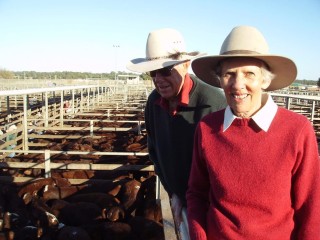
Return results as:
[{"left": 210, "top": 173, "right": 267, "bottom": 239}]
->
[
  {"left": 146, "top": 28, "right": 186, "bottom": 60},
  {"left": 126, "top": 28, "right": 203, "bottom": 73},
  {"left": 220, "top": 26, "right": 269, "bottom": 55}
]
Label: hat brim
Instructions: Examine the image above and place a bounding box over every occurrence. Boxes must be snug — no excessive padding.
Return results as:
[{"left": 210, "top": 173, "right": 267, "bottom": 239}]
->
[
  {"left": 127, "top": 53, "right": 206, "bottom": 73},
  {"left": 192, "top": 55, "right": 297, "bottom": 91}
]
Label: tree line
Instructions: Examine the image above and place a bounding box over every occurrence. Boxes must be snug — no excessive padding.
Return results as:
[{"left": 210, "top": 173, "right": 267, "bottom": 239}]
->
[
  {"left": 0, "top": 68, "right": 317, "bottom": 86},
  {"left": 0, "top": 69, "right": 152, "bottom": 81}
]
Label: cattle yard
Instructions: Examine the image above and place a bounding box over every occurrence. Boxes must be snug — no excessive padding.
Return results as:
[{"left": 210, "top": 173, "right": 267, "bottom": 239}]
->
[
  {"left": 0, "top": 80, "right": 177, "bottom": 240},
  {"left": 0, "top": 80, "right": 320, "bottom": 240},
  {"left": 270, "top": 91, "right": 320, "bottom": 139}
]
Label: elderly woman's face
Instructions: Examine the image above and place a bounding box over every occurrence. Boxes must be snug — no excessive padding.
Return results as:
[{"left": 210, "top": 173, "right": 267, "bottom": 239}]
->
[
  {"left": 219, "top": 58, "right": 270, "bottom": 118},
  {"left": 152, "top": 61, "right": 190, "bottom": 101}
]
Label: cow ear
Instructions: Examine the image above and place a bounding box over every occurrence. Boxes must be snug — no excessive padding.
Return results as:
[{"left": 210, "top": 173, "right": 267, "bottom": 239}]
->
[
  {"left": 101, "top": 208, "right": 107, "bottom": 219},
  {"left": 109, "top": 184, "right": 121, "bottom": 196},
  {"left": 22, "top": 192, "right": 33, "bottom": 205}
]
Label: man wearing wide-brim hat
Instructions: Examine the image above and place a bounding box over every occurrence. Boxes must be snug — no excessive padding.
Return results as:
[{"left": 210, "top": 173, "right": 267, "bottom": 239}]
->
[
  {"left": 186, "top": 25, "right": 320, "bottom": 239},
  {"left": 127, "top": 28, "right": 227, "bottom": 237}
]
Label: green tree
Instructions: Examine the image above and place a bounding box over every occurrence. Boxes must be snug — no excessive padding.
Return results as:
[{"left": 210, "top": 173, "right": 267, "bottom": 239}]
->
[
  {"left": 0, "top": 68, "right": 14, "bottom": 79},
  {"left": 140, "top": 73, "right": 152, "bottom": 81},
  {"left": 11, "top": 70, "right": 147, "bottom": 80}
]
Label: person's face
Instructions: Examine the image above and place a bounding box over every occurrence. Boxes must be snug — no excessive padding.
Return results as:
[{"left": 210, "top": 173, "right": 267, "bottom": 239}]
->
[
  {"left": 219, "top": 58, "right": 271, "bottom": 118},
  {"left": 151, "top": 61, "right": 190, "bottom": 101}
]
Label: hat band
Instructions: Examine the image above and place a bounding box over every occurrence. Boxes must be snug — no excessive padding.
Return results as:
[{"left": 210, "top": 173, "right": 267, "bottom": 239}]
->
[
  {"left": 147, "top": 51, "right": 199, "bottom": 61},
  {"left": 222, "top": 50, "right": 261, "bottom": 55}
]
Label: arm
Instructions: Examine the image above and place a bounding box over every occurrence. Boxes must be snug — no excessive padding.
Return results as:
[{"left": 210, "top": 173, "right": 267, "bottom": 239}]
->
[
  {"left": 186, "top": 125, "right": 210, "bottom": 240},
  {"left": 144, "top": 97, "right": 171, "bottom": 194},
  {"left": 292, "top": 122, "right": 320, "bottom": 238},
  {"left": 145, "top": 98, "right": 159, "bottom": 176}
]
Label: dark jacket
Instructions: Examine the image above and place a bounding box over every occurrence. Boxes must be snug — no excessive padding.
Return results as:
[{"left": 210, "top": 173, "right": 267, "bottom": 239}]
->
[{"left": 145, "top": 75, "right": 227, "bottom": 204}]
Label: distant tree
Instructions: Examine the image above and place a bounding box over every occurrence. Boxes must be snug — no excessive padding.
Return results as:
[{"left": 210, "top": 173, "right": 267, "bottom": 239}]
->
[
  {"left": 140, "top": 73, "right": 152, "bottom": 81},
  {"left": 0, "top": 68, "right": 14, "bottom": 79},
  {"left": 317, "top": 78, "right": 320, "bottom": 88},
  {"left": 294, "top": 79, "right": 317, "bottom": 86},
  {"left": 11, "top": 70, "right": 143, "bottom": 80}
]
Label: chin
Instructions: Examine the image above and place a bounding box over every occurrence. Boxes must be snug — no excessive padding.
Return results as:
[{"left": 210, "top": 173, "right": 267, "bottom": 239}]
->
[
  {"left": 232, "top": 107, "right": 250, "bottom": 117},
  {"left": 160, "top": 91, "right": 174, "bottom": 99}
]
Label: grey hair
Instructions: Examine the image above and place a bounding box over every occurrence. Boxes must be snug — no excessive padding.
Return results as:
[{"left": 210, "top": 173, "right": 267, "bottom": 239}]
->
[{"left": 260, "top": 66, "right": 275, "bottom": 83}]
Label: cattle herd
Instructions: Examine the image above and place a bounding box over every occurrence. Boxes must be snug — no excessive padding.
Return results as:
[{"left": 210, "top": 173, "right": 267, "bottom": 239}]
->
[
  {"left": 0, "top": 108, "right": 166, "bottom": 240},
  {"left": 0, "top": 174, "right": 164, "bottom": 240}
]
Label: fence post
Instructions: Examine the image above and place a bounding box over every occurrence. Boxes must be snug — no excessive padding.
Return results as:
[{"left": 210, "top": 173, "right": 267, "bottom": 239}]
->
[
  {"left": 90, "top": 120, "right": 94, "bottom": 136},
  {"left": 311, "top": 100, "right": 316, "bottom": 122},
  {"left": 285, "top": 97, "right": 291, "bottom": 110},
  {"left": 44, "top": 150, "right": 51, "bottom": 178}
]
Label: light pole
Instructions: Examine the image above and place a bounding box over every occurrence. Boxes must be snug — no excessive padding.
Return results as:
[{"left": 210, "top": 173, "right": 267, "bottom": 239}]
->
[{"left": 113, "top": 44, "right": 120, "bottom": 80}]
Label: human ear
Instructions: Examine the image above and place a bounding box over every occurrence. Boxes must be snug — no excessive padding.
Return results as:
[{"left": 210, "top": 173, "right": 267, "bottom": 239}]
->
[
  {"left": 183, "top": 61, "right": 191, "bottom": 69},
  {"left": 261, "top": 78, "right": 271, "bottom": 90}
]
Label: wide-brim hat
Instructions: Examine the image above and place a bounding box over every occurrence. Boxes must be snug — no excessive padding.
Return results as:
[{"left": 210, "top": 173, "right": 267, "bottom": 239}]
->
[
  {"left": 192, "top": 26, "right": 297, "bottom": 91},
  {"left": 126, "top": 28, "right": 205, "bottom": 73}
]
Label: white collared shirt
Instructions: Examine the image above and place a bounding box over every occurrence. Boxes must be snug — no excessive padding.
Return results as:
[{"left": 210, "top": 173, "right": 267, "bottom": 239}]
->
[{"left": 223, "top": 94, "right": 278, "bottom": 132}]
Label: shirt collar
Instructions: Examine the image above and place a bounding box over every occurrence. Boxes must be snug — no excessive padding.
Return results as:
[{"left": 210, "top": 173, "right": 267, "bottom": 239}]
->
[
  {"left": 223, "top": 94, "right": 278, "bottom": 132},
  {"left": 179, "top": 73, "right": 193, "bottom": 105}
]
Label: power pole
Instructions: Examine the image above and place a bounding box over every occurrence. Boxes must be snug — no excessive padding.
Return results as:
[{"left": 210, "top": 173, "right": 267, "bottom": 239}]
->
[{"left": 113, "top": 44, "right": 120, "bottom": 80}]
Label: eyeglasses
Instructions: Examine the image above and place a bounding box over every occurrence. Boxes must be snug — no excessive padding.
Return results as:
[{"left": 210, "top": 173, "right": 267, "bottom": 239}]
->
[{"left": 148, "top": 64, "right": 176, "bottom": 78}]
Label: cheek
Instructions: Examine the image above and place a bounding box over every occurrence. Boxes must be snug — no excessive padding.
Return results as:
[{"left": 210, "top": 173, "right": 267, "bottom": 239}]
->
[
  {"left": 171, "top": 71, "right": 184, "bottom": 86},
  {"left": 220, "top": 79, "right": 230, "bottom": 91},
  {"left": 249, "top": 80, "right": 264, "bottom": 91},
  {"left": 172, "top": 79, "right": 184, "bottom": 92}
]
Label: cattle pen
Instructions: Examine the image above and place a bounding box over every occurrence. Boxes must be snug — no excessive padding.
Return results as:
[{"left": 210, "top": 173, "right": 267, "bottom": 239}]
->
[{"left": 0, "top": 79, "right": 319, "bottom": 240}]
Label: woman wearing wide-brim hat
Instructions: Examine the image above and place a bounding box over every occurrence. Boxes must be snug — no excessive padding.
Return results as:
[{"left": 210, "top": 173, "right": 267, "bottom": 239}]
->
[
  {"left": 186, "top": 25, "right": 320, "bottom": 239},
  {"left": 127, "top": 28, "right": 227, "bottom": 237}
]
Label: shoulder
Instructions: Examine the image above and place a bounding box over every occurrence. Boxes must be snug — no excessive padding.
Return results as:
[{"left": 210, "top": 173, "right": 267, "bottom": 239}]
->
[
  {"left": 201, "top": 109, "right": 225, "bottom": 124},
  {"left": 203, "top": 108, "right": 224, "bottom": 119},
  {"left": 277, "top": 107, "right": 310, "bottom": 123},
  {"left": 147, "top": 89, "right": 160, "bottom": 103},
  {"left": 276, "top": 107, "right": 314, "bottom": 133},
  {"left": 191, "top": 76, "right": 226, "bottom": 100},
  {"left": 196, "top": 109, "right": 225, "bottom": 134},
  {"left": 145, "top": 89, "right": 160, "bottom": 115},
  {"left": 192, "top": 76, "right": 222, "bottom": 92}
]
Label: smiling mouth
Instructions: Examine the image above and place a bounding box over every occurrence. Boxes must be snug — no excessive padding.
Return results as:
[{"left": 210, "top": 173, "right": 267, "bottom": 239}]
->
[
  {"left": 158, "top": 85, "right": 170, "bottom": 90},
  {"left": 232, "top": 94, "right": 248, "bottom": 99}
]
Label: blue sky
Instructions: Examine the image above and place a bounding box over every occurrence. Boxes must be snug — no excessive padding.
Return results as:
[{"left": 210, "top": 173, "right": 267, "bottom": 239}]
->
[{"left": 0, "top": 0, "right": 319, "bottom": 80}]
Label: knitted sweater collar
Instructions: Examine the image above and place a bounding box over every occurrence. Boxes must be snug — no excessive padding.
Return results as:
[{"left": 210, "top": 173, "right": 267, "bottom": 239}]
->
[{"left": 223, "top": 94, "right": 278, "bottom": 132}]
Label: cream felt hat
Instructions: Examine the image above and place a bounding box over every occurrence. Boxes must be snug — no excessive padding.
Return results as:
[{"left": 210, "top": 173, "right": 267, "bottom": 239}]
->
[
  {"left": 192, "top": 26, "right": 297, "bottom": 91},
  {"left": 126, "top": 28, "right": 205, "bottom": 73}
]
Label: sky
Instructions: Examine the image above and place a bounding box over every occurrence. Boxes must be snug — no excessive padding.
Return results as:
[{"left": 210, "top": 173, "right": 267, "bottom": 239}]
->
[{"left": 0, "top": 0, "right": 319, "bottom": 80}]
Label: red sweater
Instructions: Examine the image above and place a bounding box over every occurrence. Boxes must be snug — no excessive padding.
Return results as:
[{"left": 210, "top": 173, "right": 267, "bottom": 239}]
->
[{"left": 187, "top": 108, "right": 320, "bottom": 240}]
